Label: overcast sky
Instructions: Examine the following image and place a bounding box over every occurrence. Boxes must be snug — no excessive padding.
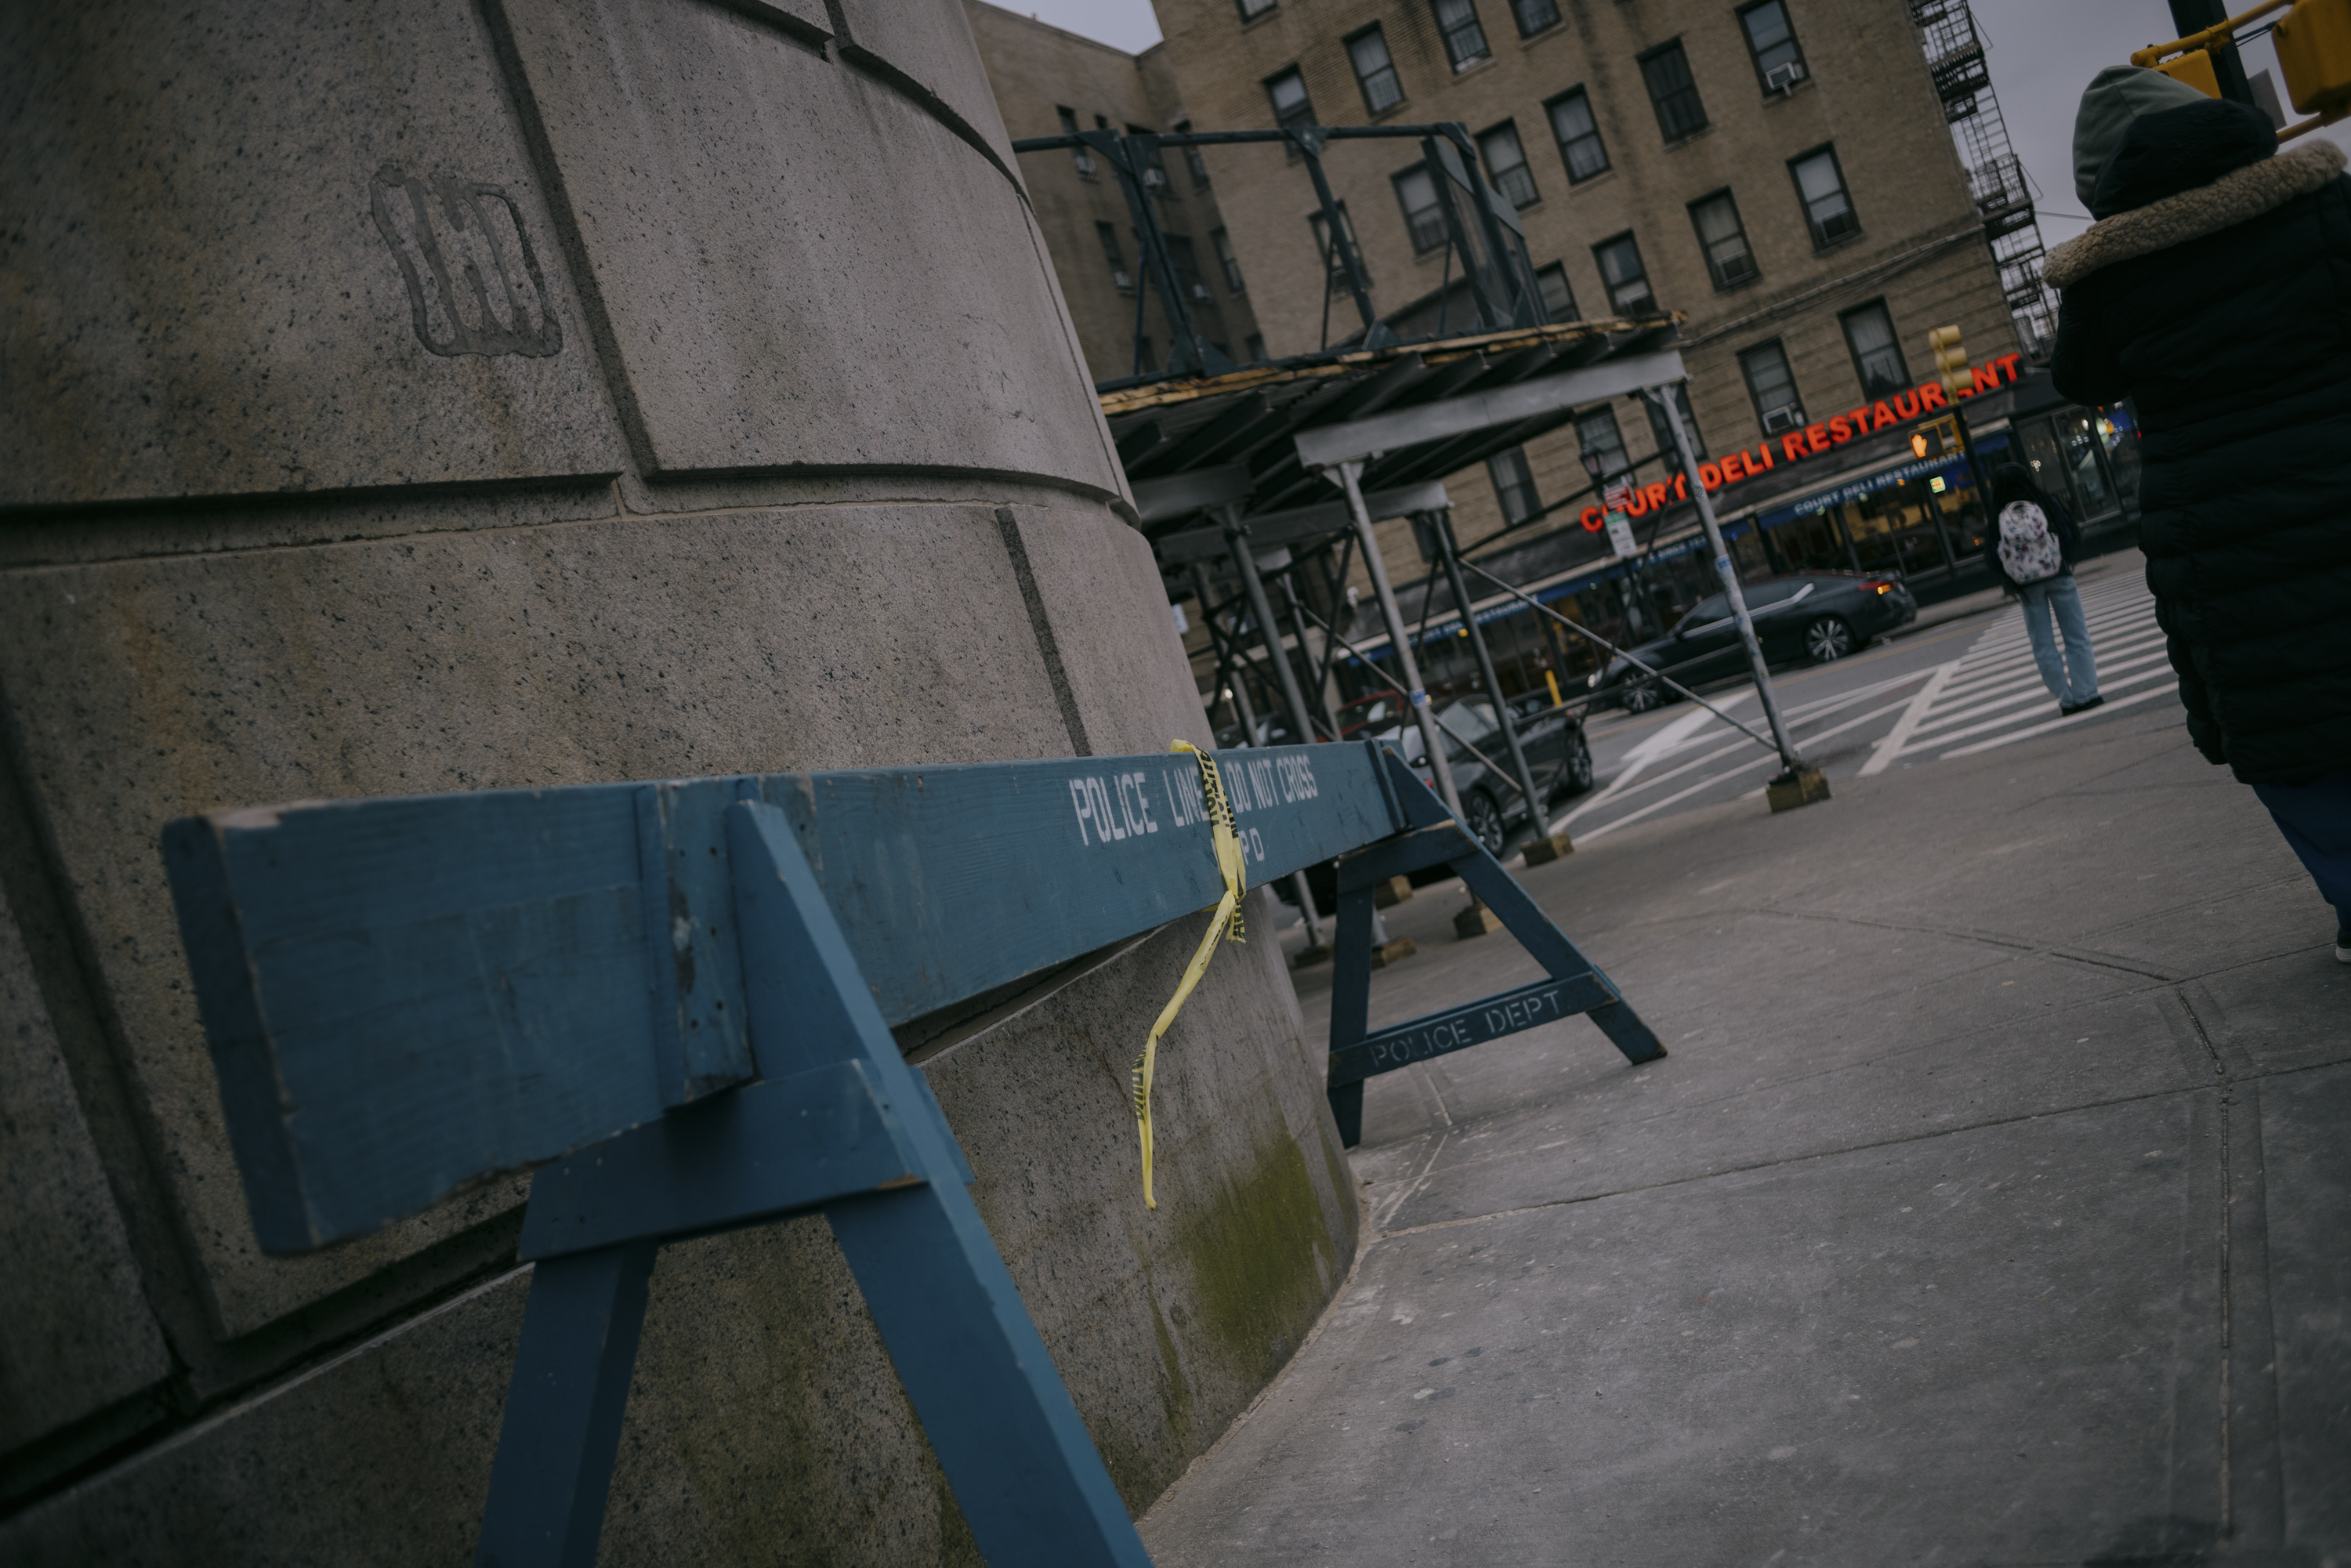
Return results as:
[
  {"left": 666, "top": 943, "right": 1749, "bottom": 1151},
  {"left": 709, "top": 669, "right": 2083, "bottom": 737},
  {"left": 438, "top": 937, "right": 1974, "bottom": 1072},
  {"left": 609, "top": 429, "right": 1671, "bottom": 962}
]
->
[{"left": 1009, "top": 0, "right": 2351, "bottom": 248}]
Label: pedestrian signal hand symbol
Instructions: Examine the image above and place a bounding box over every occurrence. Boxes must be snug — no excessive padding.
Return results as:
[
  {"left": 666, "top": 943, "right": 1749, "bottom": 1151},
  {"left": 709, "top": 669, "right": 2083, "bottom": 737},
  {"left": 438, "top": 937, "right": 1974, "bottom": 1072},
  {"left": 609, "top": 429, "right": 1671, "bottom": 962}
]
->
[{"left": 1911, "top": 415, "right": 1959, "bottom": 459}]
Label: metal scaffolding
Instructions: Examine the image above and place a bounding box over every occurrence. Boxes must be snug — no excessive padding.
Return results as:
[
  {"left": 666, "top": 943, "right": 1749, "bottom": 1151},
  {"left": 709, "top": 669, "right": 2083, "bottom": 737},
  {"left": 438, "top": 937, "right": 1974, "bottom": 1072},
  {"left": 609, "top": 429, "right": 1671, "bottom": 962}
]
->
[{"left": 1912, "top": 0, "right": 2058, "bottom": 357}]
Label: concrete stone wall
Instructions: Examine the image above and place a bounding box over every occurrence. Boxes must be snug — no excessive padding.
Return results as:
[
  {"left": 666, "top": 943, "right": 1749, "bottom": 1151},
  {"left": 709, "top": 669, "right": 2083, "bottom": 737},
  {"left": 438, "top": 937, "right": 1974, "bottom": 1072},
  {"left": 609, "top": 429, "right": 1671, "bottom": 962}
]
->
[{"left": 0, "top": 0, "right": 1357, "bottom": 1558}]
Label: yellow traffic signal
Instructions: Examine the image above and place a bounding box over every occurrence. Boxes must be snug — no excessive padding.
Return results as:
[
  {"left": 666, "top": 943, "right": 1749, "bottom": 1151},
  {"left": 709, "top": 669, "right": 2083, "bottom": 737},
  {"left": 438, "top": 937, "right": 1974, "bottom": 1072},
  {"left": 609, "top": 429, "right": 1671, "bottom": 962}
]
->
[
  {"left": 1910, "top": 415, "right": 1958, "bottom": 459},
  {"left": 1928, "top": 325, "right": 1969, "bottom": 398},
  {"left": 2154, "top": 47, "right": 2222, "bottom": 97},
  {"left": 2275, "top": 0, "right": 2351, "bottom": 114}
]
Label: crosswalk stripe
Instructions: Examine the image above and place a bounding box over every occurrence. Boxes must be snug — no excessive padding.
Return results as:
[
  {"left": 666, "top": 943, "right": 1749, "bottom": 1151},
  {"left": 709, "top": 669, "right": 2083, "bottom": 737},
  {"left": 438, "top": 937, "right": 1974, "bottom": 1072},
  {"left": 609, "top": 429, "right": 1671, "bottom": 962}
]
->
[
  {"left": 1916, "top": 662, "right": 2181, "bottom": 748},
  {"left": 1943, "top": 643, "right": 2166, "bottom": 707},
  {"left": 1939, "top": 679, "right": 2182, "bottom": 758},
  {"left": 1955, "top": 617, "right": 2161, "bottom": 670},
  {"left": 1956, "top": 602, "right": 2159, "bottom": 662},
  {"left": 1875, "top": 574, "right": 2175, "bottom": 766}
]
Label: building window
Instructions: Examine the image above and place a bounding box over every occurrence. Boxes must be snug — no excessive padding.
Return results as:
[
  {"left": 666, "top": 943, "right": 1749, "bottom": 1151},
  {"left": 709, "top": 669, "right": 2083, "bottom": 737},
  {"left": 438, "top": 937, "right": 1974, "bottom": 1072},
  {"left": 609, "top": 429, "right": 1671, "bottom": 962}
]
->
[
  {"left": 1841, "top": 301, "right": 1909, "bottom": 399},
  {"left": 1645, "top": 384, "right": 1704, "bottom": 458},
  {"left": 1237, "top": 0, "right": 1276, "bottom": 19},
  {"left": 1245, "top": 332, "right": 1268, "bottom": 361},
  {"left": 1480, "top": 122, "right": 1538, "bottom": 208},
  {"left": 1687, "top": 190, "right": 1758, "bottom": 289},
  {"left": 1592, "top": 233, "right": 1653, "bottom": 314},
  {"left": 1167, "top": 234, "right": 1211, "bottom": 306},
  {"left": 1347, "top": 27, "right": 1405, "bottom": 114},
  {"left": 1393, "top": 166, "right": 1447, "bottom": 254},
  {"left": 1488, "top": 446, "right": 1541, "bottom": 524},
  {"left": 1546, "top": 89, "right": 1610, "bottom": 183},
  {"left": 1212, "top": 227, "right": 1246, "bottom": 294},
  {"left": 1431, "top": 0, "right": 1491, "bottom": 71},
  {"left": 1791, "top": 146, "right": 1860, "bottom": 246},
  {"left": 1058, "top": 107, "right": 1096, "bottom": 177},
  {"left": 1739, "top": 1, "right": 1808, "bottom": 92},
  {"left": 1536, "top": 262, "right": 1577, "bottom": 321},
  {"left": 1128, "top": 125, "right": 1173, "bottom": 197},
  {"left": 1511, "top": 0, "right": 1560, "bottom": 35},
  {"left": 1739, "top": 340, "right": 1804, "bottom": 433},
  {"left": 1266, "top": 67, "right": 1314, "bottom": 132},
  {"left": 1310, "top": 202, "right": 1369, "bottom": 284},
  {"left": 1096, "top": 221, "right": 1133, "bottom": 292},
  {"left": 1174, "top": 123, "right": 1212, "bottom": 189},
  {"left": 1639, "top": 41, "right": 1709, "bottom": 143},
  {"left": 1575, "top": 406, "right": 1629, "bottom": 480}
]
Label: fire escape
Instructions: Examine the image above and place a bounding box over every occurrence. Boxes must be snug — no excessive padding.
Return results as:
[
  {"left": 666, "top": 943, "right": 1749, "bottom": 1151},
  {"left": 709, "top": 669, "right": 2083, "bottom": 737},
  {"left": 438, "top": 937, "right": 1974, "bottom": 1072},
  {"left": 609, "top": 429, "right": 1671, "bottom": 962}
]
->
[{"left": 1914, "top": 0, "right": 2056, "bottom": 357}]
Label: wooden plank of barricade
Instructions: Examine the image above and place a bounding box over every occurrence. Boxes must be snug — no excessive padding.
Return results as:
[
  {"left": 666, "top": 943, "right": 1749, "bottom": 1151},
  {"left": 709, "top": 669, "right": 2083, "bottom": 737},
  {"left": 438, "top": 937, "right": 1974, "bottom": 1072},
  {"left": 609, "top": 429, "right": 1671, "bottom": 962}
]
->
[
  {"left": 1320, "top": 748, "right": 1667, "bottom": 1146},
  {"left": 162, "top": 744, "right": 1404, "bottom": 1255}
]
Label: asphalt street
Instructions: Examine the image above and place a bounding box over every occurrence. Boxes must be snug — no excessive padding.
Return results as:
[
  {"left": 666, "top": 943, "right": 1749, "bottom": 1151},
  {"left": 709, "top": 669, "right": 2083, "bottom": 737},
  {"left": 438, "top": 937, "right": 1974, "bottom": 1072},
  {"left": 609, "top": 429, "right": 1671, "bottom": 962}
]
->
[{"left": 1543, "top": 550, "right": 2163, "bottom": 849}]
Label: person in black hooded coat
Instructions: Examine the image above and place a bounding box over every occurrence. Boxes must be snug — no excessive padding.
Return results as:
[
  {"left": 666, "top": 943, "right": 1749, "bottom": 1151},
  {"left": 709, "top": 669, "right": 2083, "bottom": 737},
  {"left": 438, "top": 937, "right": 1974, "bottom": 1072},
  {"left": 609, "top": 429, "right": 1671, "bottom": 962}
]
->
[{"left": 2049, "top": 90, "right": 2351, "bottom": 961}]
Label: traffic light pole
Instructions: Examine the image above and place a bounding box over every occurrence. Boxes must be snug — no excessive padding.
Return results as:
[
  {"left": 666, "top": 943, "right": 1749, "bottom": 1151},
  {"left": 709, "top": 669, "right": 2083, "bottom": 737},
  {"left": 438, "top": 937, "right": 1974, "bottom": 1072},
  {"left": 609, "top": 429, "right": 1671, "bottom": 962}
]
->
[
  {"left": 1951, "top": 404, "right": 1994, "bottom": 538},
  {"left": 2166, "top": 0, "right": 2259, "bottom": 107},
  {"left": 1927, "top": 325, "right": 1999, "bottom": 559}
]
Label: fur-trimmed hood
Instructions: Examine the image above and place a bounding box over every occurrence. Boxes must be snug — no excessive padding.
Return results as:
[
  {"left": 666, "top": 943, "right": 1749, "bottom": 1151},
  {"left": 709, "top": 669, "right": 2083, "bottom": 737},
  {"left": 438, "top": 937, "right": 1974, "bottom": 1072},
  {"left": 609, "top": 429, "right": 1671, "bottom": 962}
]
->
[{"left": 2048, "top": 139, "right": 2346, "bottom": 290}]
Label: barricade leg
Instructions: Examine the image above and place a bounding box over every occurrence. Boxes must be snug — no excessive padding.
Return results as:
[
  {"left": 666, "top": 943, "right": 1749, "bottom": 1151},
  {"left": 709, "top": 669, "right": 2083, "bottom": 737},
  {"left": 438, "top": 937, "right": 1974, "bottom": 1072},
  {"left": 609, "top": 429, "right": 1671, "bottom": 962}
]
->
[
  {"left": 1449, "top": 853, "right": 1666, "bottom": 1066},
  {"left": 828, "top": 1182, "right": 1153, "bottom": 1568},
  {"left": 1325, "top": 883, "right": 1378, "bottom": 1146},
  {"left": 475, "top": 1239, "right": 658, "bottom": 1568},
  {"left": 726, "top": 796, "right": 1150, "bottom": 1566}
]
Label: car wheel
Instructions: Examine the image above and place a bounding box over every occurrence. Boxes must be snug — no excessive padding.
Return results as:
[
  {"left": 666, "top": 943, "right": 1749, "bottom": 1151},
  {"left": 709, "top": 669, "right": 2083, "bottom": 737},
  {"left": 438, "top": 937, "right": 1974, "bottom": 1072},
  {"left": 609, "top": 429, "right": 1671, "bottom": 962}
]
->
[
  {"left": 1802, "top": 616, "right": 1856, "bottom": 664},
  {"left": 1562, "top": 731, "right": 1595, "bottom": 795},
  {"left": 1622, "top": 679, "right": 1662, "bottom": 713},
  {"left": 1464, "top": 790, "right": 1505, "bottom": 856}
]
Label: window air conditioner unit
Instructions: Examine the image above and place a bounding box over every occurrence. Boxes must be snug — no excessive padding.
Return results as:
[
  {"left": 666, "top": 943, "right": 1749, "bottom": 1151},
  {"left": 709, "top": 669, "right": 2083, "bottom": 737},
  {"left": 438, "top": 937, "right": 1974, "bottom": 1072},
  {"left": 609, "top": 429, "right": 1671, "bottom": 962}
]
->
[
  {"left": 1074, "top": 153, "right": 1097, "bottom": 176},
  {"left": 1765, "top": 60, "right": 1807, "bottom": 93},
  {"left": 1143, "top": 167, "right": 1168, "bottom": 190},
  {"left": 1113, "top": 270, "right": 1133, "bottom": 290},
  {"left": 1762, "top": 404, "right": 1805, "bottom": 434},
  {"left": 1191, "top": 282, "right": 1212, "bottom": 301}
]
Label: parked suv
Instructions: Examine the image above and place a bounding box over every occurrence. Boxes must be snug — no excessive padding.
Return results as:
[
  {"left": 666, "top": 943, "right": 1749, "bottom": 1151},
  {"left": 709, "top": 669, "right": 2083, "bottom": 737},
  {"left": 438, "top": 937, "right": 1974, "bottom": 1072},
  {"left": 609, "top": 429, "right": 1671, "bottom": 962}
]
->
[
  {"left": 1376, "top": 694, "right": 1594, "bottom": 856},
  {"left": 1590, "top": 573, "right": 1917, "bottom": 712}
]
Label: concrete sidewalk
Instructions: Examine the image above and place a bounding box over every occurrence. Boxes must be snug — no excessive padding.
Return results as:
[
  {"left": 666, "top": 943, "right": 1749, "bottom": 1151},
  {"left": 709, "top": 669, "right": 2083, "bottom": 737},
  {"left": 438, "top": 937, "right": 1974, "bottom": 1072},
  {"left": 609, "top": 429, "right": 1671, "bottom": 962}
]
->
[{"left": 1140, "top": 699, "right": 2349, "bottom": 1564}]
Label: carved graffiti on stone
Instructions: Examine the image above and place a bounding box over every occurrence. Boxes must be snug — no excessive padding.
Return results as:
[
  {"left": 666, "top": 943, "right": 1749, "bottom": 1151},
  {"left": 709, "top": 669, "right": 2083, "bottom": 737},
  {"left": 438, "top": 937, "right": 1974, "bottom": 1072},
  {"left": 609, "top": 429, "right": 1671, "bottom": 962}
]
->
[{"left": 369, "top": 165, "right": 563, "bottom": 358}]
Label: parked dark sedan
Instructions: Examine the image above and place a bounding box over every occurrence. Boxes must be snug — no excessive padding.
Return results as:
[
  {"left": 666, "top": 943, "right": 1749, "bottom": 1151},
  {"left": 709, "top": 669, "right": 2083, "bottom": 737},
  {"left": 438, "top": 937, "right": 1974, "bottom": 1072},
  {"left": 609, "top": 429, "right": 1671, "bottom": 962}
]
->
[{"left": 1589, "top": 572, "right": 1917, "bottom": 712}]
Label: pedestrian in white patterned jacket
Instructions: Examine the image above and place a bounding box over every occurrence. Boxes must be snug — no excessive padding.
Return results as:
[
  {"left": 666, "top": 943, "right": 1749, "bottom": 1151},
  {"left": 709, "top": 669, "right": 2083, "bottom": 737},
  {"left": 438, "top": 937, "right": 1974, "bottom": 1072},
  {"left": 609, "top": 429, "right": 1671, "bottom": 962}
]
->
[{"left": 1978, "top": 461, "right": 2103, "bottom": 719}]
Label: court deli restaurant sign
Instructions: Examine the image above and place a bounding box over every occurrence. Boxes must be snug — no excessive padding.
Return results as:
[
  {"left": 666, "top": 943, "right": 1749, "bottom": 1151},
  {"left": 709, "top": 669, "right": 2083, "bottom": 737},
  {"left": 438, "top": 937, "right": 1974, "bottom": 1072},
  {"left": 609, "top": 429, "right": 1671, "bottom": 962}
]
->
[{"left": 1577, "top": 353, "right": 2027, "bottom": 532}]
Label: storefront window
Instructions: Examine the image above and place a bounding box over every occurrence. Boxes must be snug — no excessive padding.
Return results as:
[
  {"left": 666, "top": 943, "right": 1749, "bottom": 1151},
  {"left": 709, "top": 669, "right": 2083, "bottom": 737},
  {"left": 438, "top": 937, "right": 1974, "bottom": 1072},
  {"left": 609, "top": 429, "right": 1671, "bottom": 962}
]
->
[
  {"left": 2060, "top": 413, "right": 2114, "bottom": 516},
  {"left": 2015, "top": 410, "right": 2132, "bottom": 524},
  {"left": 2096, "top": 405, "right": 2143, "bottom": 516},
  {"left": 1741, "top": 454, "right": 1987, "bottom": 585}
]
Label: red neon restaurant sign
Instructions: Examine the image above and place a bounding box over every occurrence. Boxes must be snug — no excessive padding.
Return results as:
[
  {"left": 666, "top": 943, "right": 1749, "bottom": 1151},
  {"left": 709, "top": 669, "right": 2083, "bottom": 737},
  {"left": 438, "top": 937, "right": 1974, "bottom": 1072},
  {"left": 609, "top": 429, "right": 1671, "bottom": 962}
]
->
[{"left": 1579, "top": 353, "right": 2026, "bottom": 532}]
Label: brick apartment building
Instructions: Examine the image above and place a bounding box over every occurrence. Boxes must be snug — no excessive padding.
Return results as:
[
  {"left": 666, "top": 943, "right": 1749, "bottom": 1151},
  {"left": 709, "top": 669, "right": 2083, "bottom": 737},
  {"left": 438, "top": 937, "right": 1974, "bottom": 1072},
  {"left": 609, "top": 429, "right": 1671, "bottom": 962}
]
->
[
  {"left": 973, "top": 0, "right": 2138, "bottom": 717},
  {"left": 966, "top": 2, "right": 1261, "bottom": 383}
]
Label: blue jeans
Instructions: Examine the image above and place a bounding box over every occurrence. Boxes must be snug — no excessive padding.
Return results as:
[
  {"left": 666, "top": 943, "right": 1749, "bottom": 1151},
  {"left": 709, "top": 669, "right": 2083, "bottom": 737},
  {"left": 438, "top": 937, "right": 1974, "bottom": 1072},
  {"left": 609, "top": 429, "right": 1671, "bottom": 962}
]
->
[
  {"left": 2251, "top": 768, "right": 2351, "bottom": 926},
  {"left": 2017, "top": 573, "right": 2098, "bottom": 705}
]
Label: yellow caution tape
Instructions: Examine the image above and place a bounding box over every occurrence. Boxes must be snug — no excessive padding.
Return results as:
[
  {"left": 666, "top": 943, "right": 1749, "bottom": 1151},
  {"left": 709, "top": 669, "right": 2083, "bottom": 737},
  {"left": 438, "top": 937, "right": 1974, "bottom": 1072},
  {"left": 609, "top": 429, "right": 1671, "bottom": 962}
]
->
[{"left": 1131, "top": 740, "right": 1248, "bottom": 1210}]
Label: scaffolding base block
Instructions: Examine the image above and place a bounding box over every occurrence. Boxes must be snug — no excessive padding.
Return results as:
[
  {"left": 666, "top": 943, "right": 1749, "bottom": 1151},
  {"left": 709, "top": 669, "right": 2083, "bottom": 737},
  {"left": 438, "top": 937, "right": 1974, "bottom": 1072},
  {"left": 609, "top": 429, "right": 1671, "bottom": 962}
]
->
[
  {"left": 1521, "top": 831, "right": 1574, "bottom": 865},
  {"left": 1767, "top": 767, "right": 1832, "bottom": 813}
]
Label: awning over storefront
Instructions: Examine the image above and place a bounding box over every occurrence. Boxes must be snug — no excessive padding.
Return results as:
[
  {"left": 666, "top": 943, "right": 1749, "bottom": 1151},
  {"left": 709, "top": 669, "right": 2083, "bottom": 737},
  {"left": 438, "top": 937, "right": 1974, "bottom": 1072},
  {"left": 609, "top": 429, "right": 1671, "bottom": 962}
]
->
[{"left": 1752, "top": 451, "right": 1976, "bottom": 530}]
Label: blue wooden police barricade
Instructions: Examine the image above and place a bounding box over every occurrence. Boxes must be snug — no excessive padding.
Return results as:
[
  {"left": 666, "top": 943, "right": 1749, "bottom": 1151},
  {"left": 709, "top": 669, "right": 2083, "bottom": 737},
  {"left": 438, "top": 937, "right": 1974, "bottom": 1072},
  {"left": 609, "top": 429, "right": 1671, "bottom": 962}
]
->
[{"left": 161, "top": 739, "right": 1661, "bottom": 1568}]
